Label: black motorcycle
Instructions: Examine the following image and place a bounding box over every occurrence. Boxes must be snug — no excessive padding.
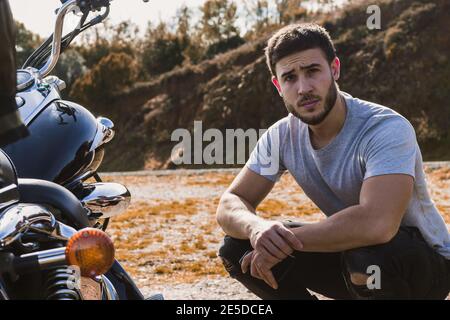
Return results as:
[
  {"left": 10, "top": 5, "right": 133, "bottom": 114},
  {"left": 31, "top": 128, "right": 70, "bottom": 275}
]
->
[
  {"left": 0, "top": 148, "right": 144, "bottom": 299},
  {"left": 0, "top": 0, "right": 150, "bottom": 300},
  {"left": 4, "top": 0, "right": 127, "bottom": 228}
]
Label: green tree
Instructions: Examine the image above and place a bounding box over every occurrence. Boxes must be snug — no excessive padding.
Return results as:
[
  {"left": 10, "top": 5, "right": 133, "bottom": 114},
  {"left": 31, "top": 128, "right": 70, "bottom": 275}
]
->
[
  {"left": 198, "top": 0, "right": 244, "bottom": 59},
  {"left": 199, "top": 0, "right": 240, "bottom": 45},
  {"left": 77, "top": 20, "right": 139, "bottom": 69},
  {"left": 15, "top": 21, "right": 42, "bottom": 68},
  {"left": 176, "top": 5, "right": 191, "bottom": 48},
  {"left": 70, "top": 52, "right": 138, "bottom": 105},
  {"left": 174, "top": 5, "right": 203, "bottom": 65},
  {"left": 141, "top": 22, "right": 184, "bottom": 76},
  {"left": 204, "top": 35, "right": 245, "bottom": 59},
  {"left": 243, "top": 0, "right": 270, "bottom": 34},
  {"left": 275, "top": 0, "right": 307, "bottom": 25}
]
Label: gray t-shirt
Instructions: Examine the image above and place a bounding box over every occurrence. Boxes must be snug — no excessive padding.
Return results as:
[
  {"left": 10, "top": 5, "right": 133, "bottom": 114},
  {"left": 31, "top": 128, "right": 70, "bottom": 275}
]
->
[{"left": 247, "top": 92, "right": 450, "bottom": 259}]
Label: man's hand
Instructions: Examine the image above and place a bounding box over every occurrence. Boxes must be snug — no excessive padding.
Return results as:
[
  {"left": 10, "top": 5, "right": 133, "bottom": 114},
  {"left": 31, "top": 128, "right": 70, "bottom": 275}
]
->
[
  {"left": 240, "top": 220, "right": 303, "bottom": 289},
  {"left": 249, "top": 220, "right": 303, "bottom": 261},
  {"left": 240, "top": 250, "right": 280, "bottom": 289}
]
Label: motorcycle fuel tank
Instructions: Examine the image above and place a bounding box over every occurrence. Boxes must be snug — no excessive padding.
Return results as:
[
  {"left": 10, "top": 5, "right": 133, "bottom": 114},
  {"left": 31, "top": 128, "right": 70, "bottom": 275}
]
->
[{"left": 3, "top": 100, "right": 98, "bottom": 185}]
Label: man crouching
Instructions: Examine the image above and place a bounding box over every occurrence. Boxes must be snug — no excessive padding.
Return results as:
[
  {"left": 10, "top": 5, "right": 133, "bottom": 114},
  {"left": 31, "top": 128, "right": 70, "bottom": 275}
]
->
[{"left": 216, "top": 23, "right": 450, "bottom": 300}]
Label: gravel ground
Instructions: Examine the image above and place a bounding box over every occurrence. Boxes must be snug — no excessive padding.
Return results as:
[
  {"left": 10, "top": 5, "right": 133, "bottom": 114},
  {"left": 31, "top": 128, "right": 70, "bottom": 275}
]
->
[{"left": 102, "top": 163, "right": 450, "bottom": 300}]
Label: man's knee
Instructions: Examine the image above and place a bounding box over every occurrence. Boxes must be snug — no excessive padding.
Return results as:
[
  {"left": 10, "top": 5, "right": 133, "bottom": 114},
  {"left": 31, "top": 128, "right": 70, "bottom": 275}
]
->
[
  {"left": 218, "top": 236, "right": 252, "bottom": 278},
  {"left": 342, "top": 247, "right": 377, "bottom": 281},
  {"left": 341, "top": 228, "right": 431, "bottom": 298},
  {"left": 342, "top": 246, "right": 394, "bottom": 298}
]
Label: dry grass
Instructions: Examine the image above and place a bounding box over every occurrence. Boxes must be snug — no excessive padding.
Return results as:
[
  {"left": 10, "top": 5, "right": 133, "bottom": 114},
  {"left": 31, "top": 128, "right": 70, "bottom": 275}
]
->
[
  {"left": 107, "top": 192, "right": 227, "bottom": 285},
  {"left": 185, "top": 173, "right": 236, "bottom": 187},
  {"left": 105, "top": 167, "right": 450, "bottom": 288},
  {"left": 258, "top": 198, "right": 320, "bottom": 219},
  {"left": 432, "top": 167, "right": 450, "bottom": 181}
]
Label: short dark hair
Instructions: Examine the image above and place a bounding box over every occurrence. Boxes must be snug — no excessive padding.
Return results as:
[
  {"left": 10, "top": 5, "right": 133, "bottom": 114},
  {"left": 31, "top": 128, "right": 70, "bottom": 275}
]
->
[{"left": 265, "top": 23, "right": 336, "bottom": 77}]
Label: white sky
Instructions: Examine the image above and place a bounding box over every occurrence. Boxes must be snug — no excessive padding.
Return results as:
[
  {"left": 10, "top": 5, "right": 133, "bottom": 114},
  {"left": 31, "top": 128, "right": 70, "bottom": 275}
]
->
[
  {"left": 10, "top": 0, "right": 207, "bottom": 37},
  {"left": 10, "top": 0, "right": 346, "bottom": 38}
]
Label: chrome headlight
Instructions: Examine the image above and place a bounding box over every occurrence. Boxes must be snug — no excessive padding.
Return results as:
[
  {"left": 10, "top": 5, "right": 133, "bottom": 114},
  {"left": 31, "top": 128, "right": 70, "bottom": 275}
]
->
[
  {"left": 90, "top": 117, "right": 115, "bottom": 152},
  {"left": 80, "top": 183, "right": 130, "bottom": 219}
]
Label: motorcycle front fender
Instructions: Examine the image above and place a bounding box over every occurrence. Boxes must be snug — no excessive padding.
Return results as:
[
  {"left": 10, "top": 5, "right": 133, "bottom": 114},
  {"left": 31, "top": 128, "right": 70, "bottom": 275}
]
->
[{"left": 104, "top": 260, "right": 144, "bottom": 300}]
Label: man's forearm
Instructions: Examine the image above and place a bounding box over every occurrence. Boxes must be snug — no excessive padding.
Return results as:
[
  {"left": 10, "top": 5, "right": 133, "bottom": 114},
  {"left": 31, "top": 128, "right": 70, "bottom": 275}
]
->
[
  {"left": 216, "top": 192, "right": 266, "bottom": 240},
  {"left": 292, "top": 204, "right": 391, "bottom": 252}
]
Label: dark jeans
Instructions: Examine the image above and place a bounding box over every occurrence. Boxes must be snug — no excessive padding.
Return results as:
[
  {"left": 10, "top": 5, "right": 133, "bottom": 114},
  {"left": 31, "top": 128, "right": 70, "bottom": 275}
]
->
[
  {"left": 218, "top": 222, "right": 450, "bottom": 300},
  {"left": 0, "top": 0, "right": 29, "bottom": 146}
]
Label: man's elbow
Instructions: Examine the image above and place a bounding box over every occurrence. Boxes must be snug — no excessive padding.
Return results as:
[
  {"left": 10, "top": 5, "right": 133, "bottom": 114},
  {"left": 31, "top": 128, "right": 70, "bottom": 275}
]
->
[{"left": 365, "top": 219, "right": 400, "bottom": 245}]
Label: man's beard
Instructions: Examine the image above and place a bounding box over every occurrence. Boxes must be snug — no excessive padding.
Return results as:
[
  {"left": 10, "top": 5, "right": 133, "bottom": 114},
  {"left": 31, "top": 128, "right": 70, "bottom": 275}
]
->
[{"left": 284, "top": 80, "right": 338, "bottom": 125}]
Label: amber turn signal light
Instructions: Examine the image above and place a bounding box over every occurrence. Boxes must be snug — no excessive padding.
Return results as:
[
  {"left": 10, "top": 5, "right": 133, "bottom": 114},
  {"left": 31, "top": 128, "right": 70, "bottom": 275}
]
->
[{"left": 65, "top": 228, "right": 115, "bottom": 278}]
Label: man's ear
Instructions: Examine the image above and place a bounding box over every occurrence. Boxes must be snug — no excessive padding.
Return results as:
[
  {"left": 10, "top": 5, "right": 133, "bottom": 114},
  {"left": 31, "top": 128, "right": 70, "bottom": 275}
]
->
[
  {"left": 331, "top": 57, "right": 341, "bottom": 81},
  {"left": 272, "top": 76, "right": 283, "bottom": 97}
]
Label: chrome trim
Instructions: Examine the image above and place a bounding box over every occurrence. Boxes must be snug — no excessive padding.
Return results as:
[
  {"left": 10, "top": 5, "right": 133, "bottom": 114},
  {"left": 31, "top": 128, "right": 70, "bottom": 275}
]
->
[
  {"left": 0, "top": 204, "right": 77, "bottom": 248},
  {"left": 54, "top": 222, "right": 77, "bottom": 240},
  {"left": 0, "top": 184, "right": 20, "bottom": 211},
  {"left": 0, "top": 204, "right": 56, "bottom": 248},
  {"left": 39, "top": 0, "right": 79, "bottom": 78},
  {"left": 101, "top": 275, "right": 119, "bottom": 300},
  {"left": 65, "top": 171, "right": 94, "bottom": 189},
  {"left": 75, "top": 170, "right": 95, "bottom": 182},
  {"left": 20, "top": 247, "right": 67, "bottom": 269},
  {"left": 0, "top": 184, "right": 18, "bottom": 194},
  {"left": 25, "top": 218, "right": 76, "bottom": 242},
  {"left": 16, "top": 70, "right": 35, "bottom": 91},
  {"left": 15, "top": 96, "right": 25, "bottom": 108},
  {"left": 90, "top": 117, "right": 115, "bottom": 152},
  {"left": 81, "top": 183, "right": 130, "bottom": 218},
  {"left": 0, "top": 285, "right": 9, "bottom": 300},
  {"left": 44, "top": 75, "right": 66, "bottom": 92}
]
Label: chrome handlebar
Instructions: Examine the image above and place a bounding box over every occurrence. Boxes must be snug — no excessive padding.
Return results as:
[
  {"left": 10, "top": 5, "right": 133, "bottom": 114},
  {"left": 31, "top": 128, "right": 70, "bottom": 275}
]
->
[
  {"left": 37, "top": 0, "right": 153, "bottom": 78},
  {"left": 39, "top": 0, "right": 80, "bottom": 78}
]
